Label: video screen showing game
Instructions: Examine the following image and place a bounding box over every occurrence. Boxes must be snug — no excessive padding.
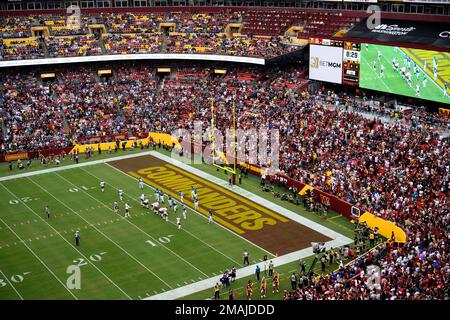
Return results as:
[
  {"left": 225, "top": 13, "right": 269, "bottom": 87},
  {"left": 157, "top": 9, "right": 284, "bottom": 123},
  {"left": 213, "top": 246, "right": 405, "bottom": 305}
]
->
[{"left": 360, "top": 43, "right": 450, "bottom": 104}]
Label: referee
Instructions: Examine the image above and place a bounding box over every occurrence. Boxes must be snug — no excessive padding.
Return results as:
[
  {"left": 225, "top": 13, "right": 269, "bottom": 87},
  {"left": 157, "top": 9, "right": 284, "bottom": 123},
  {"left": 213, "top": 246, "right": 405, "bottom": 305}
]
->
[
  {"left": 75, "top": 231, "right": 81, "bottom": 246},
  {"left": 243, "top": 249, "right": 250, "bottom": 266}
]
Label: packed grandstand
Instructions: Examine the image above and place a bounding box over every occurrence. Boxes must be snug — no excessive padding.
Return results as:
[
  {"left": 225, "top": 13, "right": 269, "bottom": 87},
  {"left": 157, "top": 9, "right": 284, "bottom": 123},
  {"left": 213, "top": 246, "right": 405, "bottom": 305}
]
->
[{"left": 0, "top": 1, "right": 449, "bottom": 302}]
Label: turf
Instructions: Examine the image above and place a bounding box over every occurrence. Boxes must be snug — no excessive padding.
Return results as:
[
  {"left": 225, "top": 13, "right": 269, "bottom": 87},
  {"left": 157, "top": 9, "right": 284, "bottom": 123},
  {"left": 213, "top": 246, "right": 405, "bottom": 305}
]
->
[
  {"left": 0, "top": 162, "right": 270, "bottom": 299},
  {"left": 0, "top": 149, "right": 354, "bottom": 300}
]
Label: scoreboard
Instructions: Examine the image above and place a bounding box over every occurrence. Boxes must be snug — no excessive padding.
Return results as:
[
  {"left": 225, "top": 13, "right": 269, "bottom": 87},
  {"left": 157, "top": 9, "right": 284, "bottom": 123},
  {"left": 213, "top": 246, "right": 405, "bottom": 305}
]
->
[
  {"left": 309, "top": 37, "right": 343, "bottom": 48},
  {"left": 342, "top": 41, "right": 361, "bottom": 86}
]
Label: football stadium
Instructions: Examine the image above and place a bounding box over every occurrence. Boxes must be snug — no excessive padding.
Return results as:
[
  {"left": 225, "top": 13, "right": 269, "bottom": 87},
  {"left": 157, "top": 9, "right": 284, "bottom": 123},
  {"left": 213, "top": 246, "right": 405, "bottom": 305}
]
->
[{"left": 0, "top": 0, "right": 449, "bottom": 307}]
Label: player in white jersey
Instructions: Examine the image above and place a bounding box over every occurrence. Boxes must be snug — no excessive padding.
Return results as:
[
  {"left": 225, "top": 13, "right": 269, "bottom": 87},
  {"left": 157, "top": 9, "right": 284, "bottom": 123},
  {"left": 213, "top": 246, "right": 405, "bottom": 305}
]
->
[
  {"left": 159, "top": 191, "right": 165, "bottom": 203},
  {"left": 194, "top": 196, "right": 199, "bottom": 209},
  {"left": 118, "top": 189, "right": 124, "bottom": 201},
  {"left": 167, "top": 195, "right": 173, "bottom": 208},
  {"left": 138, "top": 177, "right": 144, "bottom": 190},
  {"left": 152, "top": 201, "right": 159, "bottom": 213},
  {"left": 176, "top": 216, "right": 181, "bottom": 230},
  {"left": 124, "top": 203, "right": 130, "bottom": 218},
  {"left": 100, "top": 180, "right": 105, "bottom": 192},
  {"left": 208, "top": 209, "right": 213, "bottom": 224},
  {"left": 143, "top": 198, "right": 149, "bottom": 209},
  {"left": 173, "top": 201, "right": 178, "bottom": 213},
  {"left": 182, "top": 205, "right": 187, "bottom": 220},
  {"left": 155, "top": 188, "right": 159, "bottom": 201},
  {"left": 179, "top": 191, "right": 184, "bottom": 203},
  {"left": 140, "top": 193, "right": 145, "bottom": 207},
  {"left": 113, "top": 201, "right": 119, "bottom": 214},
  {"left": 422, "top": 73, "right": 427, "bottom": 88},
  {"left": 191, "top": 186, "right": 197, "bottom": 199},
  {"left": 416, "top": 83, "right": 420, "bottom": 97},
  {"left": 379, "top": 63, "right": 384, "bottom": 78}
]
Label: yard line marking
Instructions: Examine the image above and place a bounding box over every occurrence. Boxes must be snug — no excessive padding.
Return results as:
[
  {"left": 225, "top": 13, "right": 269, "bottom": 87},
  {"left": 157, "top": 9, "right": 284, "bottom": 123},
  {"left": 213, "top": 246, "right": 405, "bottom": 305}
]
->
[
  {"left": 83, "top": 166, "right": 242, "bottom": 266},
  {"left": 0, "top": 215, "right": 78, "bottom": 300},
  {"left": 29, "top": 175, "right": 173, "bottom": 291},
  {"left": 328, "top": 215, "right": 342, "bottom": 221},
  {"left": 1, "top": 182, "right": 131, "bottom": 300},
  {"left": 57, "top": 172, "right": 209, "bottom": 279},
  {"left": 0, "top": 270, "right": 24, "bottom": 300}
]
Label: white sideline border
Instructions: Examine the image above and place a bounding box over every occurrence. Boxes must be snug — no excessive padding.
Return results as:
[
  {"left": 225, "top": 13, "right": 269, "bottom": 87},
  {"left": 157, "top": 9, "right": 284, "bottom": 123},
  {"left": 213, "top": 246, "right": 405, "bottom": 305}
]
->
[
  {"left": 0, "top": 151, "right": 155, "bottom": 182},
  {"left": 0, "top": 150, "right": 353, "bottom": 300}
]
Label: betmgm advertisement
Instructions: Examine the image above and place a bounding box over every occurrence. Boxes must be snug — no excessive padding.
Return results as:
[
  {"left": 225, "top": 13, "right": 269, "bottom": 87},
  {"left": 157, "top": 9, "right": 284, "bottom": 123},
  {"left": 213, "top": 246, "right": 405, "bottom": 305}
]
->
[
  {"left": 360, "top": 43, "right": 450, "bottom": 104},
  {"left": 309, "top": 45, "right": 343, "bottom": 84}
]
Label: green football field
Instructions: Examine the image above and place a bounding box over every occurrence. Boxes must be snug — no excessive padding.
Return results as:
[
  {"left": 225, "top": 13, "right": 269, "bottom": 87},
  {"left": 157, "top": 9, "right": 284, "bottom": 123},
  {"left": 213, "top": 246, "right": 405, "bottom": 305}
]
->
[
  {"left": 0, "top": 149, "right": 354, "bottom": 300},
  {"left": 360, "top": 43, "right": 450, "bottom": 104},
  {"left": 0, "top": 163, "right": 274, "bottom": 300}
]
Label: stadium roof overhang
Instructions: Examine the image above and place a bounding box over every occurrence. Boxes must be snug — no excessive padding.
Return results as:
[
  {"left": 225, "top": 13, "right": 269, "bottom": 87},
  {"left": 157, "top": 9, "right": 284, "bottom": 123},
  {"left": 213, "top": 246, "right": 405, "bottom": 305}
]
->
[{"left": 0, "top": 53, "right": 266, "bottom": 68}]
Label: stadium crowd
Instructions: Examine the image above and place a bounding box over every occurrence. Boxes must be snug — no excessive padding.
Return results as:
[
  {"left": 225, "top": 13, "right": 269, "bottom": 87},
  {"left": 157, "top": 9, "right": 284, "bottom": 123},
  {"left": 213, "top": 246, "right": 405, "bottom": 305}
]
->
[
  {"left": 0, "top": 9, "right": 358, "bottom": 59},
  {"left": 0, "top": 64, "right": 448, "bottom": 300}
]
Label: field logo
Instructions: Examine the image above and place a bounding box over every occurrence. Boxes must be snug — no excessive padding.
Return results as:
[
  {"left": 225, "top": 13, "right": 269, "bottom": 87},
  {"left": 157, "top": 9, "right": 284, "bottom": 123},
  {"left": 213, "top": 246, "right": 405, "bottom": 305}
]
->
[
  {"left": 366, "top": 5, "right": 381, "bottom": 31},
  {"left": 66, "top": 5, "right": 81, "bottom": 30},
  {"left": 66, "top": 265, "right": 81, "bottom": 290}
]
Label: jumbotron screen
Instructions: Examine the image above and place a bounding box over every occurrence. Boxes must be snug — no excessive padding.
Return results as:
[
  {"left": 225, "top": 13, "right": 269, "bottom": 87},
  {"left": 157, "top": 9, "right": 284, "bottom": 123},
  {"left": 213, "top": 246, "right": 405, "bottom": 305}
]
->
[{"left": 360, "top": 43, "right": 450, "bottom": 104}]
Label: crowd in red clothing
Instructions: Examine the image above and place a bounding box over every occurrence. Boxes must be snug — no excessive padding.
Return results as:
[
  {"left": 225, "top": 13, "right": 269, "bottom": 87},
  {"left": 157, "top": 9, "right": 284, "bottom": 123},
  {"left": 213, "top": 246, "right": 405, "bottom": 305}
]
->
[{"left": 0, "top": 64, "right": 448, "bottom": 299}]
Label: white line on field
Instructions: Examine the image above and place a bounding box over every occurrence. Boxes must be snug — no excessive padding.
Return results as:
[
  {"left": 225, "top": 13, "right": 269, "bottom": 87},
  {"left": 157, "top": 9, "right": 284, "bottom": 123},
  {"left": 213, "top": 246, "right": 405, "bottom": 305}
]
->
[
  {"left": 27, "top": 175, "right": 173, "bottom": 291},
  {"left": 0, "top": 269, "right": 24, "bottom": 300},
  {"left": 0, "top": 212, "right": 77, "bottom": 300},
  {"left": 1, "top": 181, "right": 131, "bottom": 300},
  {"left": 0, "top": 151, "right": 156, "bottom": 182},
  {"left": 81, "top": 166, "right": 242, "bottom": 267},
  {"left": 55, "top": 171, "right": 209, "bottom": 279}
]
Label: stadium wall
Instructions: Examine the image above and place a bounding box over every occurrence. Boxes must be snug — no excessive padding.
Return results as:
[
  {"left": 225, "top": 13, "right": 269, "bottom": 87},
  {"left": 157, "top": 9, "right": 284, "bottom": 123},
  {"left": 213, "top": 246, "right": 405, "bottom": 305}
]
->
[{"left": 0, "top": 147, "right": 74, "bottom": 162}]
